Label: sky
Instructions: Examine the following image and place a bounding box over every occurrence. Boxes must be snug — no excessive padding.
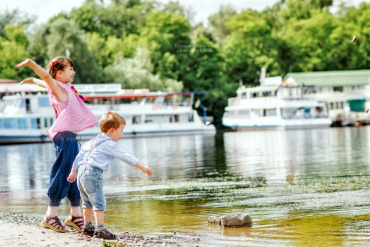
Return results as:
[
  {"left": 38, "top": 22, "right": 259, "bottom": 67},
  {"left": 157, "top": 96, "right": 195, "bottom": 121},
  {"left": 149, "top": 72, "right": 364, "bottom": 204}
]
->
[{"left": 0, "top": 0, "right": 368, "bottom": 27}]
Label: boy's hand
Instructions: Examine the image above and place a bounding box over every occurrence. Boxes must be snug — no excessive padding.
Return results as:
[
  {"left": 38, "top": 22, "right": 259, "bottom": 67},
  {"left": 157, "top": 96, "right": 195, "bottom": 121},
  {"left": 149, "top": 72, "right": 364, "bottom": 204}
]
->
[
  {"left": 135, "top": 162, "right": 153, "bottom": 176},
  {"left": 142, "top": 166, "right": 153, "bottom": 176},
  {"left": 67, "top": 168, "right": 78, "bottom": 183}
]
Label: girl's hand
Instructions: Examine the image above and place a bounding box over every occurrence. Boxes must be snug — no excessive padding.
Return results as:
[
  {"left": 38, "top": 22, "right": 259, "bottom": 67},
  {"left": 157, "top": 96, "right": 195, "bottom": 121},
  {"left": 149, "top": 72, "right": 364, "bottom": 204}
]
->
[
  {"left": 20, "top": 77, "right": 35, "bottom": 85},
  {"left": 16, "top": 59, "right": 32, "bottom": 68},
  {"left": 19, "top": 77, "right": 47, "bottom": 88}
]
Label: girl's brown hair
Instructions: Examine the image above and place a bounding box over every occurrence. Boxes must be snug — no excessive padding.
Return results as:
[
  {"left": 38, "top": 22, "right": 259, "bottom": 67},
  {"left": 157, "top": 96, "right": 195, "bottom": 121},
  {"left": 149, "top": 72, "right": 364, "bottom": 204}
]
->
[
  {"left": 47, "top": 56, "right": 74, "bottom": 79},
  {"left": 99, "top": 111, "right": 126, "bottom": 132}
]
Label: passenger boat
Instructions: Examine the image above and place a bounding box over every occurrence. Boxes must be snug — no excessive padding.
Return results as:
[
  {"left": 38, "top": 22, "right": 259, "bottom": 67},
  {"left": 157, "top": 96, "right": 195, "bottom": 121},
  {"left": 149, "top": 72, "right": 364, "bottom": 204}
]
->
[
  {"left": 222, "top": 76, "right": 332, "bottom": 130},
  {"left": 0, "top": 84, "right": 215, "bottom": 144}
]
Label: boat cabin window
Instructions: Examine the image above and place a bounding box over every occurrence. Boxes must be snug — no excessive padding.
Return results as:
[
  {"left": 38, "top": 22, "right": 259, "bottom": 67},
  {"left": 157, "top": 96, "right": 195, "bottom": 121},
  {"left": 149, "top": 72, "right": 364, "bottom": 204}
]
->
[
  {"left": 251, "top": 109, "right": 261, "bottom": 117},
  {"left": 30, "top": 118, "right": 39, "bottom": 129},
  {"left": 252, "top": 92, "right": 258, "bottom": 98},
  {"left": 4, "top": 119, "right": 15, "bottom": 129},
  {"left": 329, "top": 102, "right": 343, "bottom": 110},
  {"left": 263, "top": 109, "right": 277, "bottom": 117},
  {"left": 281, "top": 107, "right": 327, "bottom": 119},
  {"left": 262, "top": 91, "right": 272, "bottom": 97},
  {"left": 38, "top": 97, "right": 50, "bottom": 107},
  {"left": 17, "top": 118, "right": 28, "bottom": 129},
  {"left": 237, "top": 110, "right": 250, "bottom": 118},
  {"left": 333, "top": 86, "right": 343, "bottom": 92},
  {"left": 25, "top": 99, "right": 31, "bottom": 113},
  {"left": 188, "top": 113, "right": 194, "bottom": 122},
  {"left": 0, "top": 119, "right": 2, "bottom": 128},
  {"left": 303, "top": 87, "right": 316, "bottom": 94},
  {"left": 169, "top": 115, "right": 179, "bottom": 122},
  {"left": 241, "top": 92, "right": 247, "bottom": 99},
  {"left": 132, "top": 115, "right": 141, "bottom": 124},
  {"left": 44, "top": 118, "right": 53, "bottom": 128}
]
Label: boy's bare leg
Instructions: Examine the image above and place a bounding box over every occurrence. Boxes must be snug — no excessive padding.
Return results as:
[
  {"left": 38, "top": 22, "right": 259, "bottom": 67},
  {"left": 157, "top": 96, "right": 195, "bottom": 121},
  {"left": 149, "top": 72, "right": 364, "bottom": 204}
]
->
[
  {"left": 84, "top": 208, "right": 93, "bottom": 223},
  {"left": 93, "top": 210, "right": 116, "bottom": 239},
  {"left": 94, "top": 210, "right": 104, "bottom": 225}
]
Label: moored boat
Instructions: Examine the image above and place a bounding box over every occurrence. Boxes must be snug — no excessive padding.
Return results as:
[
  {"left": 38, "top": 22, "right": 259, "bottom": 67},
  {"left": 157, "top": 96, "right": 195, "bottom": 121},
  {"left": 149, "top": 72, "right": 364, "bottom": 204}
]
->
[
  {"left": 222, "top": 75, "right": 332, "bottom": 130},
  {"left": 0, "top": 84, "right": 215, "bottom": 144}
]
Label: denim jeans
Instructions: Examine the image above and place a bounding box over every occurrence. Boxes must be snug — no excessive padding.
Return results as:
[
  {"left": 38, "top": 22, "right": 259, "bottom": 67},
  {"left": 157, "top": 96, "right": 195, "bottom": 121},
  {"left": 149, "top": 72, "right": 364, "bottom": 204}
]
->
[
  {"left": 48, "top": 131, "right": 81, "bottom": 207},
  {"left": 77, "top": 165, "right": 106, "bottom": 210}
]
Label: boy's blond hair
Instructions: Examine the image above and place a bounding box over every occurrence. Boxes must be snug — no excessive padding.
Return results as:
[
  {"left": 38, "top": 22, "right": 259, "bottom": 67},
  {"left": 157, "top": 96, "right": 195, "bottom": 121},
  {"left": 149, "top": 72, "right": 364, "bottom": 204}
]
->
[
  {"left": 47, "top": 56, "right": 74, "bottom": 79},
  {"left": 99, "top": 111, "right": 126, "bottom": 132}
]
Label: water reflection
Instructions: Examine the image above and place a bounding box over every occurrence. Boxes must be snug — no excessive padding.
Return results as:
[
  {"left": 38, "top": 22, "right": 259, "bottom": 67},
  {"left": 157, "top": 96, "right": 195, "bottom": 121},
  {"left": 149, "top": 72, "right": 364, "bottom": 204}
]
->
[{"left": 1, "top": 127, "right": 370, "bottom": 246}]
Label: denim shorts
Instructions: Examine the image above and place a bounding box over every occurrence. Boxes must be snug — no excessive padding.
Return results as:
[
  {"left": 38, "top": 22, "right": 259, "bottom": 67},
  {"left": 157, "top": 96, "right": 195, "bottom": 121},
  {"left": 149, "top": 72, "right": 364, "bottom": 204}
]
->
[{"left": 77, "top": 165, "right": 106, "bottom": 210}]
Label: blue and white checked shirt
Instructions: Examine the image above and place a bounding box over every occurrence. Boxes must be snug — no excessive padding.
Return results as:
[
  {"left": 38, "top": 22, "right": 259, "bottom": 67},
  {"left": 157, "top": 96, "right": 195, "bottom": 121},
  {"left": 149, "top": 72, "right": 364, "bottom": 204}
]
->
[{"left": 73, "top": 133, "right": 138, "bottom": 171}]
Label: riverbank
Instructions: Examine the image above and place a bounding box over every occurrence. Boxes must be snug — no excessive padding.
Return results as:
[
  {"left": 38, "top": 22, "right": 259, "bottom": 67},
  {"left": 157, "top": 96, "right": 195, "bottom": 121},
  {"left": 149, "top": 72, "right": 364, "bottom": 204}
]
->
[{"left": 0, "top": 213, "right": 197, "bottom": 247}]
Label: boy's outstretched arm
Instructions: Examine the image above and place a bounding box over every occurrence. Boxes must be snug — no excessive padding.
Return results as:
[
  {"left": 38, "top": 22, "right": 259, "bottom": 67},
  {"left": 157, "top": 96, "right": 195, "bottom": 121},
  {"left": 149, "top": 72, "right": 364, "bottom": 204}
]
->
[
  {"left": 16, "top": 59, "right": 66, "bottom": 101},
  {"left": 20, "top": 77, "right": 47, "bottom": 88},
  {"left": 135, "top": 162, "right": 153, "bottom": 176}
]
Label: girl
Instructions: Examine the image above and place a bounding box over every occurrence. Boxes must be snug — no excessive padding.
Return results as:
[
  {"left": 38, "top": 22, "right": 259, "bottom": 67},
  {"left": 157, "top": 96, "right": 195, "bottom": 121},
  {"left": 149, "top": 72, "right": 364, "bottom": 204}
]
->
[{"left": 16, "top": 57, "right": 99, "bottom": 233}]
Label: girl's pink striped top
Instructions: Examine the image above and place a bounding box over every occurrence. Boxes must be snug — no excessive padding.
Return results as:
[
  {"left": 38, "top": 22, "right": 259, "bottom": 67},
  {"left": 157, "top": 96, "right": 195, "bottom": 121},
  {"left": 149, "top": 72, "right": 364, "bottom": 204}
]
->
[{"left": 47, "top": 80, "right": 99, "bottom": 140}]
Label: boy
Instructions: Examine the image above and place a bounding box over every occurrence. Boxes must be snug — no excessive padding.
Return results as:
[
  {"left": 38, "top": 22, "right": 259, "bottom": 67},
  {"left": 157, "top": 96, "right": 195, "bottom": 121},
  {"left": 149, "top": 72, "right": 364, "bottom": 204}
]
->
[{"left": 67, "top": 111, "right": 153, "bottom": 239}]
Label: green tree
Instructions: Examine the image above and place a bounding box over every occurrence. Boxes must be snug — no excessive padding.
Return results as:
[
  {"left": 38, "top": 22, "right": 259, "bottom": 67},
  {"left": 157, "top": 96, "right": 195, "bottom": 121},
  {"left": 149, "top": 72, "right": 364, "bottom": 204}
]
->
[
  {"left": 328, "top": 2, "right": 370, "bottom": 69},
  {"left": 182, "top": 36, "right": 232, "bottom": 127},
  {"left": 208, "top": 4, "right": 236, "bottom": 46},
  {"left": 138, "top": 11, "right": 191, "bottom": 81},
  {"left": 0, "top": 9, "right": 33, "bottom": 38},
  {"left": 280, "top": 9, "right": 339, "bottom": 71},
  {"left": 0, "top": 24, "right": 31, "bottom": 80},
  {"left": 223, "top": 10, "right": 282, "bottom": 85},
  {"left": 104, "top": 48, "right": 183, "bottom": 91},
  {"left": 69, "top": 0, "right": 154, "bottom": 38},
  {"left": 28, "top": 18, "right": 101, "bottom": 83}
]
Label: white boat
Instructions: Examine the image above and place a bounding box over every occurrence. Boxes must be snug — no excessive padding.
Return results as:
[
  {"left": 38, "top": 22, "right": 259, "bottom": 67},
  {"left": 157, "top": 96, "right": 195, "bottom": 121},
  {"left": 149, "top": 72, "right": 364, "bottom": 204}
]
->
[
  {"left": 222, "top": 76, "right": 332, "bottom": 130},
  {"left": 0, "top": 84, "right": 216, "bottom": 144}
]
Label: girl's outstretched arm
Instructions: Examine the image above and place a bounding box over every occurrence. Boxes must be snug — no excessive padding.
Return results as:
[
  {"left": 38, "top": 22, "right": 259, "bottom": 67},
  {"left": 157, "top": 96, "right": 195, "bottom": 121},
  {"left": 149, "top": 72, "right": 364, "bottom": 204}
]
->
[
  {"left": 16, "top": 59, "right": 67, "bottom": 101},
  {"left": 20, "top": 77, "right": 47, "bottom": 88}
]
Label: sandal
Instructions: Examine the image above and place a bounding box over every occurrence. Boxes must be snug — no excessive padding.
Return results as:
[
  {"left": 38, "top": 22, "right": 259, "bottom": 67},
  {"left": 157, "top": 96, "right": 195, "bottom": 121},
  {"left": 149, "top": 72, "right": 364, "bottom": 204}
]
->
[
  {"left": 93, "top": 227, "right": 117, "bottom": 240},
  {"left": 40, "top": 216, "right": 67, "bottom": 233},
  {"left": 65, "top": 215, "right": 84, "bottom": 232},
  {"left": 81, "top": 224, "right": 95, "bottom": 236}
]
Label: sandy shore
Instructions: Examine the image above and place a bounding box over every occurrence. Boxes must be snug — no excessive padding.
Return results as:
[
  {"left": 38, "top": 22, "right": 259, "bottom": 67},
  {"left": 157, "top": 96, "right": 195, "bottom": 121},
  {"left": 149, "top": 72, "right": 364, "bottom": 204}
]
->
[{"left": 0, "top": 213, "right": 196, "bottom": 247}]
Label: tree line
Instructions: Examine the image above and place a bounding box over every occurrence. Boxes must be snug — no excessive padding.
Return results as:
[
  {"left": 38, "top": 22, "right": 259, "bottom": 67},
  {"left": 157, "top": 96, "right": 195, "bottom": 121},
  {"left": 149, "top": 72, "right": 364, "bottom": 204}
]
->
[{"left": 0, "top": 0, "right": 369, "bottom": 128}]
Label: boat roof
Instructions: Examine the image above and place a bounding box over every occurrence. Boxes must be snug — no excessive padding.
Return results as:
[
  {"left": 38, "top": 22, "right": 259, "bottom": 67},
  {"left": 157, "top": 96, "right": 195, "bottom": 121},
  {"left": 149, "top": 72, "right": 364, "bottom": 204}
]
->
[{"left": 284, "top": 70, "right": 370, "bottom": 87}]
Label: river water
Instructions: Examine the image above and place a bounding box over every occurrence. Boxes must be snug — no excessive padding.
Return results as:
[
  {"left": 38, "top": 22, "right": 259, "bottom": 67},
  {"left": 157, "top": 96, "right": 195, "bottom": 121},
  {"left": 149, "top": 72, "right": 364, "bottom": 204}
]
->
[{"left": 1, "top": 127, "right": 370, "bottom": 246}]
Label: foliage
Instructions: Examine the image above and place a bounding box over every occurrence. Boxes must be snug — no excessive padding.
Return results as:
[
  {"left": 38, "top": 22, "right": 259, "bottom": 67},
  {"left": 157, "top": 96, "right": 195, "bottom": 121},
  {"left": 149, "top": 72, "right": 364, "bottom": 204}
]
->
[
  {"left": 0, "top": 9, "right": 34, "bottom": 38},
  {"left": 104, "top": 48, "right": 183, "bottom": 91},
  {"left": 0, "top": 24, "right": 31, "bottom": 80},
  {"left": 0, "top": 0, "right": 370, "bottom": 129},
  {"left": 138, "top": 11, "right": 191, "bottom": 81},
  {"left": 208, "top": 4, "right": 236, "bottom": 46},
  {"left": 69, "top": 0, "right": 154, "bottom": 38},
  {"left": 28, "top": 18, "right": 101, "bottom": 83},
  {"left": 223, "top": 10, "right": 282, "bottom": 85}
]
